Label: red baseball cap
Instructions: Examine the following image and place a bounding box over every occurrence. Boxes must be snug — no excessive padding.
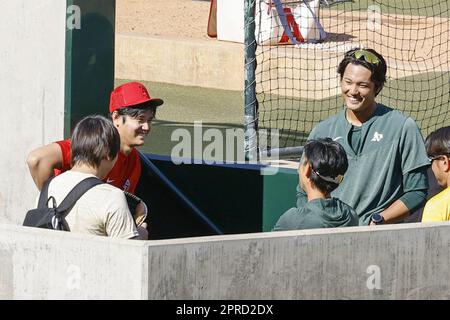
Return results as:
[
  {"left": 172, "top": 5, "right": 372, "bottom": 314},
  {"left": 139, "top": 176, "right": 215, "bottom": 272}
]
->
[{"left": 109, "top": 82, "right": 164, "bottom": 113}]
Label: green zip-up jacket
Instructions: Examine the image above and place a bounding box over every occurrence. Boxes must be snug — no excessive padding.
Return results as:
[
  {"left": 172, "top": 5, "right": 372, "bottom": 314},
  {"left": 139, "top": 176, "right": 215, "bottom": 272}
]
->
[
  {"left": 273, "top": 197, "right": 359, "bottom": 231},
  {"left": 305, "top": 104, "right": 429, "bottom": 225}
]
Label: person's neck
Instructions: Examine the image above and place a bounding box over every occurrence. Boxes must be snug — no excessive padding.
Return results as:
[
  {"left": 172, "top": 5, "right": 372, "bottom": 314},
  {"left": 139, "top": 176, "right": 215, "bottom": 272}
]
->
[
  {"left": 445, "top": 175, "right": 450, "bottom": 190},
  {"left": 305, "top": 184, "right": 329, "bottom": 202},
  {"left": 120, "top": 142, "right": 133, "bottom": 156},
  {"left": 71, "top": 163, "right": 101, "bottom": 178},
  {"left": 346, "top": 102, "right": 378, "bottom": 126}
]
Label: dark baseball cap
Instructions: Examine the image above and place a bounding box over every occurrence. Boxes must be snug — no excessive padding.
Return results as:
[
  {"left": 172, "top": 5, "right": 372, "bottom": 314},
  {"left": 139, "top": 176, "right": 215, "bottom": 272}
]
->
[{"left": 109, "top": 82, "right": 164, "bottom": 113}]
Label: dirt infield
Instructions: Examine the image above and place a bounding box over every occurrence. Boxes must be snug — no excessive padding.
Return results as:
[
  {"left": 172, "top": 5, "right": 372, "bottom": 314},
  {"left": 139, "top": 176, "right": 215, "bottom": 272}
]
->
[
  {"left": 116, "top": 0, "right": 212, "bottom": 39},
  {"left": 116, "top": 1, "right": 449, "bottom": 69},
  {"left": 117, "top": 0, "right": 449, "bottom": 102},
  {"left": 320, "top": 9, "right": 450, "bottom": 68}
]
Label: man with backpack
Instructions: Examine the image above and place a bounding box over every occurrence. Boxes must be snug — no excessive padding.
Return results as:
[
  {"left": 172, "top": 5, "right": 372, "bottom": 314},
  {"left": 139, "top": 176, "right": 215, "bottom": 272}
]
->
[
  {"left": 26, "top": 81, "right": 163, "bottom": 227},
  {"left": 26, "top": 82, "right": 163, "bottom": 194},
  {"left": 25, "top": 115, "right": 147, "bottom": 239}
]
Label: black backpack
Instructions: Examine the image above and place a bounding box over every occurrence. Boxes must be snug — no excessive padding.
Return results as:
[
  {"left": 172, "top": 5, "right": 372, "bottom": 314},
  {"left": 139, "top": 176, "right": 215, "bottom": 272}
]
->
[{"left": 23, "top": 176, "right": 104, "bottom": 231}]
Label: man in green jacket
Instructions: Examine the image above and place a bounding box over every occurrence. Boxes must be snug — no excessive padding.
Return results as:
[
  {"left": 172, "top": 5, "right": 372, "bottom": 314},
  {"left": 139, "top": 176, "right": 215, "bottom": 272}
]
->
[
  {"left": 300, "top": 48, "right": 429, "bottom": 226},
  {"left": 273, "top": 138, "right": 358, "bottom": 231}
]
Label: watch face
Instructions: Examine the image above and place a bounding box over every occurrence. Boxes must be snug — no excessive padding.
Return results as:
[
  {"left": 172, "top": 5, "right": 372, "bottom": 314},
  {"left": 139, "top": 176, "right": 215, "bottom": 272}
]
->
[{"left": 372, "top": 213, "right": 383, "bottom": 223}]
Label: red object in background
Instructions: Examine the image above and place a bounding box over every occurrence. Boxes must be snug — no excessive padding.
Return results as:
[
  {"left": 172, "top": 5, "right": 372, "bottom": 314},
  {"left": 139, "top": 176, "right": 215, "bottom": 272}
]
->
[
  {"left": 279, "top": 7, "right": 304, "bottom": 44},
  {"left": 207, "top": 0, "right": 217, "bottom": 37}
]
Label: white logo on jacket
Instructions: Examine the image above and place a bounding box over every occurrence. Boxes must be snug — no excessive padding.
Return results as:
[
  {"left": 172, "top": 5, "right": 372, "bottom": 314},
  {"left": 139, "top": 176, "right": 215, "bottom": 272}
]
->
[{"left": 371, "top": 132, "right": 383, "bottom": 142}]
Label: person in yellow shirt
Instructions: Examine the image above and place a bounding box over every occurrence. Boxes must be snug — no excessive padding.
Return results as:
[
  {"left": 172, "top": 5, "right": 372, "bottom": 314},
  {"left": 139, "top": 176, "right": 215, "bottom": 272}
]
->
[{"left": 422, "top": 126, "right": 450, "bottom": 222}]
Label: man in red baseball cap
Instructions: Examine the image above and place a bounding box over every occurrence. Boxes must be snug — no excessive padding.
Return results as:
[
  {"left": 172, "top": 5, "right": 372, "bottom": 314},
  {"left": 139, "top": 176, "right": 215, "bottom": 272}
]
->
[{"left": 26, "top": 82, "right": 164, "bottom": 226}]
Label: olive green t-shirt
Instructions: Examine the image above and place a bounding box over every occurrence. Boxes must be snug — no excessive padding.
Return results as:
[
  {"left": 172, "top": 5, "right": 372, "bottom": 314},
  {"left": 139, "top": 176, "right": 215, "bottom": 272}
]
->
[
  {"left": 307, "top": 104, "right": 429, "bottom": 225},
  {"left": 273, "top": 197, "right": 359, "bottom": 231}
]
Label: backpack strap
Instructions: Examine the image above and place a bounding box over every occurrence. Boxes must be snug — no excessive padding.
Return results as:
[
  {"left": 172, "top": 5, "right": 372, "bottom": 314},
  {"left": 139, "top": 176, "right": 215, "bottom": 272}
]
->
[
  {"left": 37, "top": 176, "right": 56, "bottom": 209},
  {"left": 56, "top": 177, "right": 104, "bottom": 215}
]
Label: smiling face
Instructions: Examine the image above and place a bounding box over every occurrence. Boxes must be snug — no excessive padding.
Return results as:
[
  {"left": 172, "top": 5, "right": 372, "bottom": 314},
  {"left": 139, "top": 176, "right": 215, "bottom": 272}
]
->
[
  {"left": 341, "top": 63, "right": 378, "bottom": 120},
  {"left": 113, "top": 109, "right": 155, "bottom": 151},
  {"left": 425, "top": 127, "right": 450, "bottom": 189},
  {"left": 430, "top": 155, "right": 450, "bottom": 188}
]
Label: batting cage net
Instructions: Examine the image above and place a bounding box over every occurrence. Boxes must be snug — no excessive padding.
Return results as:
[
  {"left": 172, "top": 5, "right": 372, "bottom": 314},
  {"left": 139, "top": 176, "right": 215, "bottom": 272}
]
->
[{"left": 244, "top": 0, "right": 450, "bottom": 154}]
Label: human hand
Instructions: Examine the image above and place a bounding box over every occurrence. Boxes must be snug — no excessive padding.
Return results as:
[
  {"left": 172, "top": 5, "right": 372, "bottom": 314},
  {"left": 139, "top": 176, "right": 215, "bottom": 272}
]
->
[
  {"left": 134, "top": 201, "right": 148, "bottom": 226},
  {"left": 124, "top": 192, "right": 148, "bottom": 227}
]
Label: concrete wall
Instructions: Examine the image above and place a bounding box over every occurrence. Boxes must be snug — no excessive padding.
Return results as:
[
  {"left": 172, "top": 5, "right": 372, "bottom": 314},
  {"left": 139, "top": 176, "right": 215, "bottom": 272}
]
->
[
  {"left": 2, "top": 222, "right": 450, "bottom": 299},
  {"left": 115, "top": 34, "right": 244, "bottom": 91},
  {"left": 0, "top": 224, "right": 148, "bottom": 299},
  {"left": 0, "top": 1, "right": 66, "bottom": 224},
  {"left": 148, "top": 222, "right": 450, "bottom": 299}
]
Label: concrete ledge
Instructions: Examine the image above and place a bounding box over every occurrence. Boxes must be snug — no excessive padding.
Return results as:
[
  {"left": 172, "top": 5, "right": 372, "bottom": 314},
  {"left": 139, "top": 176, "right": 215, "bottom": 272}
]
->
[
  {"left": 0, "top": 225, "right": 148, "bottom": 299},
  {"left": 2, "top": 222, "right": 450, "bottom": 299},
  {"left": 115, "top": 34, "right": 244, "bottom": 91},
  {"left": 148, "top": 222, "right": 450, "bottom": 299}
]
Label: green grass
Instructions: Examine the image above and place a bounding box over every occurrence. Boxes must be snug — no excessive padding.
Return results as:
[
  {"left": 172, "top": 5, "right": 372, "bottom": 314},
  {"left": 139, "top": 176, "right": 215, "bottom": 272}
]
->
[
  {"left": 117, "top": 71, "right": 449, "bottom": 156},
  {"left": 114, "top": 79, "right": 244, "bottom": 157},
  {"left": 327, "top": 0, "right": 450, "bottom": 18},
  {"left": 381, "top": 72, "right": 450, "bottom": 135},
  {"left": 258, "top": 71, "right": 450, "bottom": 147}
]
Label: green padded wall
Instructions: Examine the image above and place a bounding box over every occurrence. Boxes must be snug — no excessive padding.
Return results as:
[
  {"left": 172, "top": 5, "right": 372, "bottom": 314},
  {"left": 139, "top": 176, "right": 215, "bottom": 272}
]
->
[
  {"left": 136, "top": 154, "right": 298, "bottom": 239},
  {"left": 262, "top": 167, "right": 298, "bottom": 232},
  {"left": 65, "top": 0, "right": 115, "bottom": 136}
]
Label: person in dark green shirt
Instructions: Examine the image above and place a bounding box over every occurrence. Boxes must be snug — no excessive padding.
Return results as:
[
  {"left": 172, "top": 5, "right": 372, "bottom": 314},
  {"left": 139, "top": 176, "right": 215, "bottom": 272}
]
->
[
  {"left": 273, "top": 138, "right": 358, "bottom": 231},
  {"left": 301, "top": 48, "right": 429, "bottom": 225}
]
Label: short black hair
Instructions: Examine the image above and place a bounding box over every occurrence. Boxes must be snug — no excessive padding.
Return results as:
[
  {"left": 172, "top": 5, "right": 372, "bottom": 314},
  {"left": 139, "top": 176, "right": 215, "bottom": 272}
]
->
[
  {"left": 337, "top": 48, "right": 387, "bottom": 96},
  {"left": 71, "top": 115, "right": 120, "bottom": 168},
  {"left": 425, "top": 126, "right": 450, "bottom": 158},
  {"left": 303, "top": 138, "right": 348, "bottom": 194},
  {"left": 110, "top": 104, "right": 157, "bottom": 123}
]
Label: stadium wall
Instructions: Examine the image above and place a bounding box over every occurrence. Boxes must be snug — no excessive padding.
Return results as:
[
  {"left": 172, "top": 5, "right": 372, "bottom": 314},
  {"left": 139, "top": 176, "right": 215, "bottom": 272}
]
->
[
  {"left": 1, "top": 222, "right": 450, "bottom": 299},
  {"left": 136, "top": 154, "right": 299, "bottom": 239},
  {"left": 0, "top": 1, "right": 66, "bottom": 225},
  {"left": 115, "top": 34, "right": 244, "bottom": 91},
  {"left": 0, "top": 1, "right": 115, "bottom": 225}
]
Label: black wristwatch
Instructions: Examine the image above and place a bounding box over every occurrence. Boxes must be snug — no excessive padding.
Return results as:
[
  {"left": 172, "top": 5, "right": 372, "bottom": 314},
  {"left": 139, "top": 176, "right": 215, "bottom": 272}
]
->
[{"left": 371, "top": 213, "right": 384, "bottom": 225}]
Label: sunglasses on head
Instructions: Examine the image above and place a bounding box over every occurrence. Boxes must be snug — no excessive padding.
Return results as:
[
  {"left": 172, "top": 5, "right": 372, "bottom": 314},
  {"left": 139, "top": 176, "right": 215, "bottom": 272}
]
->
[{"left": 350, "top": 49, "right": 381, "bottom": 66}]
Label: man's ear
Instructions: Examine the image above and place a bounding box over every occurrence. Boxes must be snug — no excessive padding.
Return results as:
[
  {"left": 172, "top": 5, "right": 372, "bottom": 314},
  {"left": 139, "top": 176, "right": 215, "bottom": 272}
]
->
[
  {"left": 111, "top": 111, "right": 120, "bottom": 126},
  {"left": 304, "top": 162, "right": 312, "bottom": 179},
  {"left": 443, "top": 155, "right": 450, "bottom": 172}
]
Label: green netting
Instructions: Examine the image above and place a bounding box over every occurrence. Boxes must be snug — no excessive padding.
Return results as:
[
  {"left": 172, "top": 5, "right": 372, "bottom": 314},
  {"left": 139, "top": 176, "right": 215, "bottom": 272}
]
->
[{"left": 246, "top": 0, "right": 450, "bottom": 149}]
